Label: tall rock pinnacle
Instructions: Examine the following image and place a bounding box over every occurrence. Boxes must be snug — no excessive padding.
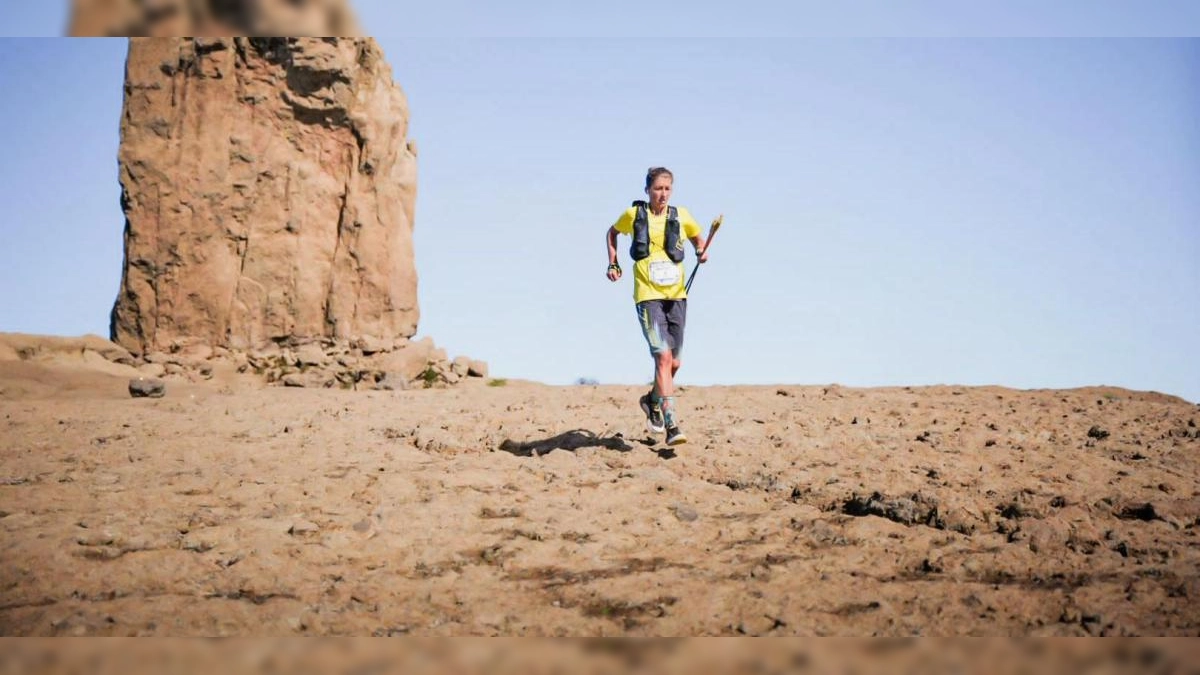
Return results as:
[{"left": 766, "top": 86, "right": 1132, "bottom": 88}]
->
[{"left": 110, "top": 38, "right": 419, "bottom": 355}]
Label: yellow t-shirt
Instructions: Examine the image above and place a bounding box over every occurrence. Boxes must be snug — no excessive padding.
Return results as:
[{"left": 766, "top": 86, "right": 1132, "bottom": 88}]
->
[{"left": 613, "top": 205, "right": 701, "bottom": 303}]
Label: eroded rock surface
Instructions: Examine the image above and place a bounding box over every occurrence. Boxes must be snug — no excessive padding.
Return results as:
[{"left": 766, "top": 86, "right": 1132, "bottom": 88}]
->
[{"left": 110, "top": 38, "right": 418, "bottom": 357}]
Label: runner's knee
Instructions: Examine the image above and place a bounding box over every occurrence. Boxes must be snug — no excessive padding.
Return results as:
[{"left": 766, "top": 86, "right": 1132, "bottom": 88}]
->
[{"left": 655, "top": 350, "right": 673, "bottom": 368}]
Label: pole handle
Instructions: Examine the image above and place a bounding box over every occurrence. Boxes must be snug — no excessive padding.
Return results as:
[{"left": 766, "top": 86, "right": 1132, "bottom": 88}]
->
[
  {"left": 686, "top": 214, "right": 723, "bottom": 293},
  {"left": 700, "top": 214, "right": 723, "bottom": 256}
]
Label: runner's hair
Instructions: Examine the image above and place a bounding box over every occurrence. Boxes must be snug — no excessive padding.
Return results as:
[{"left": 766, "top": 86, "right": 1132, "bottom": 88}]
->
[{"left": 645, "top": 166, "right": 674, "bottom": 190}]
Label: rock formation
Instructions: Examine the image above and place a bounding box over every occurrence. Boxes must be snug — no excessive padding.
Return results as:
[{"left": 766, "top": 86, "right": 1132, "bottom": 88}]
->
[
  {"left": 68, "top": 0, "right": 358, "bottom": 36},
  {"left": 0, "top": 333, "right": 138, "bottom": 376},
  {"left": 1, "top": 331, "right": 489, "bottom": 392},
  {"left": 110, "top": 37, "right": 419, "bottom": 358}
]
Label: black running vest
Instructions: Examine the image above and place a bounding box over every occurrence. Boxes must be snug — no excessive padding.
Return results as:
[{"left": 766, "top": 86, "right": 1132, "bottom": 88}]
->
[{"left": 629, "top": 201, "right": 684, "bottom": 263}]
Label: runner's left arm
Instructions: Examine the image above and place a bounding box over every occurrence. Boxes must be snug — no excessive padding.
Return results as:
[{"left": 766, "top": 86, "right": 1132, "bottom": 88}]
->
[
  {"left": 679, "top": 207, "right": 708, "bottom": 263},
  {"left": 690, "top": 234, "right": 709, "bottom": 263}
]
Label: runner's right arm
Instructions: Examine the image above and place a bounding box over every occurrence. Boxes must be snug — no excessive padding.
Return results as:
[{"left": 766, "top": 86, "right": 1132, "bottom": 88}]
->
[{"left": 606, "top": 226, "right": 622, "bottom": 281}]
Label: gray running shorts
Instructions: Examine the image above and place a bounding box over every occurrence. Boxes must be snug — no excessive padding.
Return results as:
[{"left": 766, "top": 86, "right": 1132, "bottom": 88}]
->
[{"left": 636, "top": 299, "right": 687, "bottom": 357}]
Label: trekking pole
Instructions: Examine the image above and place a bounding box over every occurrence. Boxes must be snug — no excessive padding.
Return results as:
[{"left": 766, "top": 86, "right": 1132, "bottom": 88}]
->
[{"left": 685, "top": 214, "right": 723, "bottom": 293}]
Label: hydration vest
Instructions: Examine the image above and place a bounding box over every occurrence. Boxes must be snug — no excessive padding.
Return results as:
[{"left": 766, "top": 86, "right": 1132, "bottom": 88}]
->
[{"left": 629, "top": 200, "right": 684, "bottom": 263}]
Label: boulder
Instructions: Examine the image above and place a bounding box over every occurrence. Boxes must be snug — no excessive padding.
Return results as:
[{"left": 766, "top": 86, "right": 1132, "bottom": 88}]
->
[
  {"left": 372, "top": 337, "right": 437, "bottom": 383},
  {"left": 467, "top": 359, "right": 489, "bottom": 378},
  {"left": 295, "top": 343, "right": 328, "bottom": 368},
  {"left": 128, "top": 378, "right": 166, "bottom": 398},
  {"left": 357, "top": 335, "right": 388, "bottom": 356},
  {"left": 373, "top": 372, "right": 408, "bottom": 391},
  {"left": 79, "top": 351, "right": 141, "bottom": 378},
  {"left": 282, "top": 373, "right": 308, "bottom": 388},
  {"left": 79, "top": 334, "right": 136, "bottom": 364}
]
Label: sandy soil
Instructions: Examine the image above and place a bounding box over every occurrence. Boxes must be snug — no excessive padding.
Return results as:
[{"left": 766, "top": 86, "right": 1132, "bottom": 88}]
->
[{"left": 1, "top": 359, "right": 1197, "bottom": 636}]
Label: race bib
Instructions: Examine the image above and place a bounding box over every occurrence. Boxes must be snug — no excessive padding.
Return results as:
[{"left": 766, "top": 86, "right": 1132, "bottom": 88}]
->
[{"left": 648, "top": 260, "right": 681, "bottom": 286}]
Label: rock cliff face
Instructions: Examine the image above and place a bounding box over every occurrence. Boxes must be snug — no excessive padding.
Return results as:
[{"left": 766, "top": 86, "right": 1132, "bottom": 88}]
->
[
  {"left": 110, "top": 38, "right": 419, "bottom": 356},
  {"left": 69, "top": 0, "right": 358, "bottom": 36}
]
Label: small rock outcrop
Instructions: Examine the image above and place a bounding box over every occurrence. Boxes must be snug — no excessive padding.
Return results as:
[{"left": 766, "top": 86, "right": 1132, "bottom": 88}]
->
[
  {"left": 0, "top": 333, "right": 139, "bottom": 378},
  {"left": 1, "top": 332, "right": 488, "bottom": 392},
  {"left": 232, "top": 337, "right": 489, "bottom": 391},
  {"left": 110, "top": 37, "right": 419, "bottom": 358},
  {"left": 140, "top": 335, "right": 488, "bottom": 391}
]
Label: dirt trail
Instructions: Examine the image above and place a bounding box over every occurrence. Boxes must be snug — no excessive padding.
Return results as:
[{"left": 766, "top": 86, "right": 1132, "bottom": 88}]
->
[{"left": 2, "top": 364, "right": 1197, "bottom": 636}]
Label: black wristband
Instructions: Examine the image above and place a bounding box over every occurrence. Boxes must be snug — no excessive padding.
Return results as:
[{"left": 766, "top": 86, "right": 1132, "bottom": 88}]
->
[{"left": 607, "top": 262, "right": 621, "bottom": 272}]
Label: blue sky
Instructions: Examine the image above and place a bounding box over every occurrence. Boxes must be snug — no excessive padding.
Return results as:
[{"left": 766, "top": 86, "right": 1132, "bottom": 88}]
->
[
  {"left": 13, "top": 1, "right": 1200, "bottom": 38},
  {"left": 357, "top": 1, "right": 1200, "bottom": 38},
  {"left": 0, "top": 6, "right": 1197, "bottom": 402}
]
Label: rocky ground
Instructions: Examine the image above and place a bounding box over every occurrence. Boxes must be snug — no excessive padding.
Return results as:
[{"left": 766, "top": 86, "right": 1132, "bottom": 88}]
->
[{"left": 1, "top": 340, "right": 1197, "bottom": 637}]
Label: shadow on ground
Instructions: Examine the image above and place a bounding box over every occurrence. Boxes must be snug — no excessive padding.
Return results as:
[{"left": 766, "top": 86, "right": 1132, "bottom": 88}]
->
[{"left": 498, "top": 429, "right": 633, "bottom": 456}]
